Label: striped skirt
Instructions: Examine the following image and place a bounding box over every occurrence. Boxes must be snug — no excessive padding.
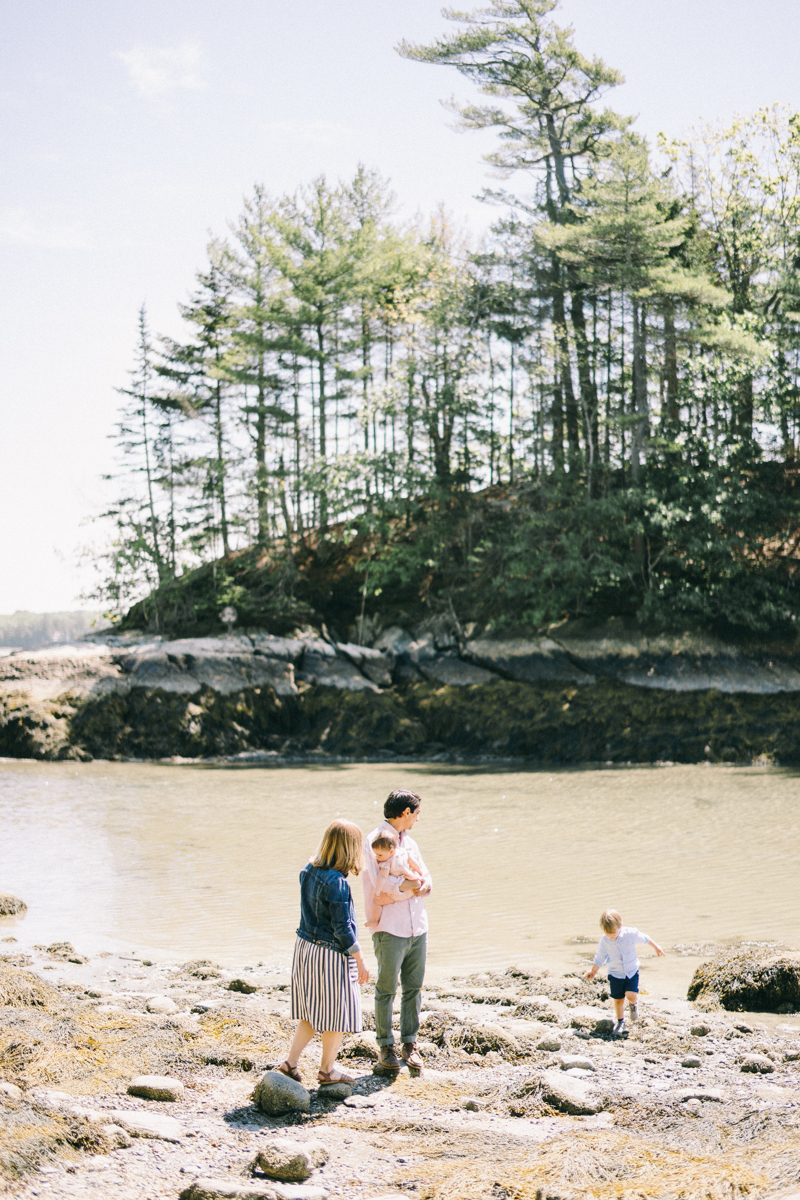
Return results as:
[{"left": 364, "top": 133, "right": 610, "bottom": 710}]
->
[{"left": 290, "top": 937, "right": 362, "bottom": 1033}]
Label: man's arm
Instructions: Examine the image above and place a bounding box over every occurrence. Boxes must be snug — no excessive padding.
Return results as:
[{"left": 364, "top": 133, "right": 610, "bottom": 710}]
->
[{"left": 404, "top": 835, "right": 432, "bottom": 897}]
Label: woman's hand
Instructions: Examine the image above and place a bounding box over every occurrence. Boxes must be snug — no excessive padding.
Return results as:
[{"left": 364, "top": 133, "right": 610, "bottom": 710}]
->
[{"left": 354, "top": 951, "right": 369, "bottom": 985}]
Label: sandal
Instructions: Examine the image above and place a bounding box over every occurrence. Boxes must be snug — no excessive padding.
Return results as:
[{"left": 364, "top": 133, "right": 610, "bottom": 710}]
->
[
  {"left": 276, "top": 1060, "right": 302, "bottom": 1083},
  {"left": 317, "top": 1067, "right": 355, "bottom": 1086}
]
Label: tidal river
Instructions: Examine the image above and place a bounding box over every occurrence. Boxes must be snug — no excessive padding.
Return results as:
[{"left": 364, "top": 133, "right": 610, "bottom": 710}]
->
[{"left": 1, "top": 760, "right": 798, "bottom": 996}]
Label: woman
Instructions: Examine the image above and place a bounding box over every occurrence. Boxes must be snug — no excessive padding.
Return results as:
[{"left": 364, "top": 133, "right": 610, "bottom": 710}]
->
[{"left": 278, "top": 819, "right": 370, "bottom": 1086}]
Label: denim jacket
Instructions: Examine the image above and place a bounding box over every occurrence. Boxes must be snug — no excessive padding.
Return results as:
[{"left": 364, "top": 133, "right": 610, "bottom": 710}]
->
[{"left": 296, "top": 863, "right": 361, "bottom": 956}]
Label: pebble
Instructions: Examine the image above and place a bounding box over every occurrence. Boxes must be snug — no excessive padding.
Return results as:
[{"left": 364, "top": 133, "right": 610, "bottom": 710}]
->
[
  {"left": 691, "top": 1023, "right": 711, "bottom": 1037},
  {"left": 342, "top": 1094, "right": 378, "bottom": 1108},
  {"left": 253, "top": 1137, "right": 328, "bottom": 1183},
  {"left": 128, "top": 1074, "right": 185, "bottom": 1101},
  {"left": 559, "top": 1054, "right": 596, "bottom": 1072},
  {"left": 681, "top": 1056, "right": 702, "bottom": 1069},
  {"left": 253, "top": 1071, "right": 311, "bottom": 1116},
  {"left": 146, "top": 995, "right": 179, "bottom": 1015},
  {"left": 536, "top": 1037, "right": 562, "bottom": 1052}
]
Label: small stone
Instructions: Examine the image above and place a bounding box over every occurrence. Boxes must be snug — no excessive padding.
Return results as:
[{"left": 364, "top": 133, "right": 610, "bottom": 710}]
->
[
  {"left": 45, "top": 941, "right": 88, "bottom": 963},
  {"left": 179, "top": 1181, "right": 283, "bottom": 1200},
  {"left": 537, "top": 1037, "right": 562, "bottom": 1052},
  {"left": 681, "top": 1056, "right": 702, "bottom": 1068},
  {"left": 343, "top": 1094, "right": 378, "bottom": 1108},
  {"left": 539, "top": 1068, "right": 603, "bottom": 1115},
  {"left": 315, "top": 1081, "right": 352, "bottom": 1101},
  {"left": 228, "top": 978, "right": 259, "bottom": 994},
  {"left": 0, "top": 1082, "right": 22, "bottom": 1101},
  {"left": 254, "top": 1137, "right": 328, "bottom": 1183},
  {"left": 0, "top": 894, "right": 26, "bottom": 916},
  {"left": 559, "top": 1054, "right": 596, "bottom": 1072},
  {"left": 684, "top": 1098, "right": 702, "bottom": 1112},
  {"left": 128, "top": 1074, "right": 185, "bottom": 1101},
  {"left": 569, "top": 1006, "right": 615, "bottom": 1037},
  {"left": 146, "top": 995, "right": 179, "bottom": 1015},
  {"left": 734, "top": 1022, "right": 753, "bottom": 1034},
  {"left": 105, "top": 1109, "right": 183, "bottom": 1141},
  {"left": 691, "top": 1023, "right": 711, "bottom": 1037},
  {"left": 741, "top": 1053, "right": 774, "bottom": 1074},
  {"left": 461, "top": 1097, "right": 489, "bottom": 1111},
  {"left": 676, "top": 1087, "right": 724, "bottom": 1102},
  {"left": 253, "top": 1070, "right": 311, "bottom": 1116},
  {"left": 99, "top": 1123, "right": 134, "bottom": 1149}
]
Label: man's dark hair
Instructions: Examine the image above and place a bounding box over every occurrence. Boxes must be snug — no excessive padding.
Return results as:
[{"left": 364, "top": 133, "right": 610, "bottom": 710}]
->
[{"left": 384, "top": 788, "right": 422, "bottom": 820}]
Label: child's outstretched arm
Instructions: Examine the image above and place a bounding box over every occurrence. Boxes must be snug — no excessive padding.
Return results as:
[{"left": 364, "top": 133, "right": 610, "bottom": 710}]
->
[{"left": 648, "top": 939, "right": 666, "bottom": 957}]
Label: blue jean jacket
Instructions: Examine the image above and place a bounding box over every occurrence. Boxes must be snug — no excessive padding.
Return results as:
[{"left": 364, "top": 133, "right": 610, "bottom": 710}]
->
[{"left": 296, "top": 863, "right": 361, "bottom": 956}]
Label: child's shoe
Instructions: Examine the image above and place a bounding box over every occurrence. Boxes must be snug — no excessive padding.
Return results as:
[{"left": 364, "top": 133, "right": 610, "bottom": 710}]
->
[
  {"left": 612, "top": 1017, "right": 626, "bottom": 1037},
  {"left": 628, "top": 1001, "right": 639, "bottom": 1023}
]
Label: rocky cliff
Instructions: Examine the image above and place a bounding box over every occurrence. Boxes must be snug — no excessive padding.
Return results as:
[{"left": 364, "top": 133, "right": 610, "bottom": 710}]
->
[{"left": 3, "top": 618, "right": 800, "bottom": 763}]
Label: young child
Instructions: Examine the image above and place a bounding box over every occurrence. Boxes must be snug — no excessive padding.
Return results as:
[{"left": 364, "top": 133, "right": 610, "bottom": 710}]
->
[
  {"left": 365, "top": 830, "right": 423, "bottom": 929},
  {"left": 585, "top": 908, "right": 665, "bottom": 1035}
]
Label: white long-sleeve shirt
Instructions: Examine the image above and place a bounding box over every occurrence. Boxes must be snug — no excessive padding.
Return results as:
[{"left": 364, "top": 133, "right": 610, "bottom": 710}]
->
[
  {"left": 362, "top": 821, "right": 432, "bottom": 938},
  {"left": 593, "top": 927, "right": 650, "bottom": 978}
]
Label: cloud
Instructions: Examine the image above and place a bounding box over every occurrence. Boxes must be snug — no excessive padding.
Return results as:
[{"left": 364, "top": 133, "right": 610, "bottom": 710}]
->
[
  {"left": 116, "top": 42, "right": 205, "bottom": 102},
  {"left": 0, "top": 208, "right": 88, "bottom": 249}
]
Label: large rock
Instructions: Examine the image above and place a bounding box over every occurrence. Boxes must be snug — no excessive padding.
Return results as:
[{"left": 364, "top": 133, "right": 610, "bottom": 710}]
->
[
  {"left": 127, "top": 1074, "right": 185, "bottom": 1101},
  {"left": 180, "top": 1182, "right": 283, "bottom": 1200},
  {"left": 538, "top": 1068, "right": 604, "bottom": 1115},
  {"left": 464, "top": 636, "right": 594, "bottom": 685},
  {"left": 418, "top": 654, "right": 496, "bottom": 687},
  {"left": 340, "top": 1032, "right": 379, "bottom": 1061},
  {"left": 0, "top": 894, "right": 26, "bottom": 916},
  {"left": 253, "top": 1070, "right": 311, "bottom": 1115},
  {"left": 688, "top": 950, "right": 800, "bottom": 1012},
  {"left": 741, "top": 1053, "right": 775, "bottom": 1073},
  {"left": 254, "top": 1137, "right": 328, "bottom": 1182},
  {"left": 104, "top": 1109, "right": 182, "bottom": 1141},
  {"left": 297, "top": 639, "right": 379, "bottom": 692},
  {"left": 569, "top": 1005, "right": 615, "bottom": 1036},
  {"left": 146, "top": 995, "right": 179, "bottom": 1015},
  {"left": 336, "top": 644, "right": 394, "bottom": 688},
  {"left": 120, "top": 638, "right": 297, "bottom": 697}
]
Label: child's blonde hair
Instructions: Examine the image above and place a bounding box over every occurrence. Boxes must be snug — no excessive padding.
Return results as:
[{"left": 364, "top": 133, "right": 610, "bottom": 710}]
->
[
  {"left": 313, "top": 820, "right": 364, "bottom": 876},
  {"left": 600, "top": 908, "right": 622, "bottom": 934}
]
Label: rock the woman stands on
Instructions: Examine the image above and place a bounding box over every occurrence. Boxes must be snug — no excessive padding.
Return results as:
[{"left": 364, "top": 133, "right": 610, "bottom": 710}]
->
[{"left": 278, "top": 819, "right": 369, "bottom": 1086}]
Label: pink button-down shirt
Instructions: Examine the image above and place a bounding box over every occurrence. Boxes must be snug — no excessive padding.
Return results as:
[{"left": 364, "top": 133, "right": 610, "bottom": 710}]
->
[{"left": 362, "top": 820, "right": 432, "bottom": 938}]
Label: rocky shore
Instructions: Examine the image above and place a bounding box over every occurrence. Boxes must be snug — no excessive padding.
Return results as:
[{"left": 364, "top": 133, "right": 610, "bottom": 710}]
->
[
  {"left": 1, "top": 941, "right": 800, "bottom": 1200},
  {"left": 4, "top": 617, "right": 800, "bottom": 764}
]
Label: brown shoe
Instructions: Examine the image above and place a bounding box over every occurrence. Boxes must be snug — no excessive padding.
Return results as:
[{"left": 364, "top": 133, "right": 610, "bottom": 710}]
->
[
  {"left": 401, "top": 1043, "right": 424, "bottom": 1071},
  {"left": 374, "top": 1044, "right": 402, "bottom": 1074}
]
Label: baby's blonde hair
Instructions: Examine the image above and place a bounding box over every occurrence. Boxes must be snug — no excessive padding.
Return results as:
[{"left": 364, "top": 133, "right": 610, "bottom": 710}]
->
[{"left": 600, "top": 908, "right": 622, "bottom": 934}]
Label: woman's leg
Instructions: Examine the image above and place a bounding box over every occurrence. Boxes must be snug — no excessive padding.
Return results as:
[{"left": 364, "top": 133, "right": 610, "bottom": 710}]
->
[
  {"left": 286, "top": 1020, "right": 316, "bottom": 1068},
  {"left": 319, "top": 1031, "right": 344, "bottom": 1074}
]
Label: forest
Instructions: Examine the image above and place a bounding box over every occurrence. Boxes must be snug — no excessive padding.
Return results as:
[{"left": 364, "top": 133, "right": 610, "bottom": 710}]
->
[{"left": 92, "top": 0, "right": 800, "bottom": 642}]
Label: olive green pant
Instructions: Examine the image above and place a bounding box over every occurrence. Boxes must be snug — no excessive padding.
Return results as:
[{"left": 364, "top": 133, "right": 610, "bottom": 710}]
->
[{"left": 372, "top": 931, "right": 427, "bottom": 1046}]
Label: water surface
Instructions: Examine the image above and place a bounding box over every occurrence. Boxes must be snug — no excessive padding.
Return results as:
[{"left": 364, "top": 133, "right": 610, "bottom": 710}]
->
[{"left": 1, "top": 760, "right": 797, "bottom": 995}]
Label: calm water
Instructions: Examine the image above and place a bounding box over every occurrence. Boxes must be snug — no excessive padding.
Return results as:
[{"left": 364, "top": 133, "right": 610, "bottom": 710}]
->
[{"left": 0, "top": 760, "right": 798, "bottom": 995}]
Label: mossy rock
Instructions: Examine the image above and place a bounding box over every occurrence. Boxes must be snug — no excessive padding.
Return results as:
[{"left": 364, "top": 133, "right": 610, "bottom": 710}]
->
[{"left": 687, "top": 949, "right": 800, "bottom": 1012}]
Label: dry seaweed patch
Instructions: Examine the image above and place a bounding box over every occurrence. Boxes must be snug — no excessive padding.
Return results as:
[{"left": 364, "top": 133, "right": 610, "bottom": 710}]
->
[{"left": 0, "top": 1097, "right": 105, "bottom": 1182}]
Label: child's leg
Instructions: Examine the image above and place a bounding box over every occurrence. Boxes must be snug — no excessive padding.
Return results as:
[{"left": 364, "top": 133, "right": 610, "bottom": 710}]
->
[
  {"left": 625, "top": 990, "right": 639, "bottom": 1020},
  {"left": 613, "top": 996, "right": 625, "bottom": 1020}
]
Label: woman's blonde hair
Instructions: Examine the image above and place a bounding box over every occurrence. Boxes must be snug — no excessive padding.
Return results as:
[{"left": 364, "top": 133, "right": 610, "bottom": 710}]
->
[{"left": 313, "top": 819, "right": 364, "bottom": 877}]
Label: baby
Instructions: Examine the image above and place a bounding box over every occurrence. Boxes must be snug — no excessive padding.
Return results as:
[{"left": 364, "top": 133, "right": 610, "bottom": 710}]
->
[{"left": 365, "top": 829, "right": 424, "bottom": 929}]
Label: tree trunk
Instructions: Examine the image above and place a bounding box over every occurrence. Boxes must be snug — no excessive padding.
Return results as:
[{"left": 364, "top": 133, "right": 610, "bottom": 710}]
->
[
  {"left": 630, "top": 298, "right": 649, "bottom": 480},
  {"left": 316, "top": 323, "right": 328, "bottom": 531},
  {"left": 569, "top": 279, "right": 599, "bottom": 496},
  {"left": 552, "top": 277, "right": 581, "bottom": 464},
  {"left": 663, "top": 301, "right": 679, "bottom": 433}
]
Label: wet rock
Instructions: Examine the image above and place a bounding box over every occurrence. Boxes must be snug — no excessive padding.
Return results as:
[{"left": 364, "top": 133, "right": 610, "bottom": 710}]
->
[
  {"left": 0, "top": 1081, "right": 22, "bottom": 1100},
  {"left": 569, "top": 1005, "right": 614, "bottom": 1036},
  {"left": 337, "top": 644, "right": 394, "bottom": 688},
  {"left": 0, "top": 894, "right": 26, "bottom": 916},
  {"left": 105, "top": 1108, "right": 183, "bottom": 1141},
  {"left": 128, "top": 1074, "right": 185, "bottom": 1101},
  {"left": 539, "top": 1068, "right": 604, "bottom": 1115},
  {"left": 681, "top": 1056, "right": 702, "bottom": 1069},
  {"left": 146, "top": 995, "right": 179, "bottom": 1015},
  {"left": 253, "top": 1070, "right": 311, "bottom": 1115},
  {"left": 418, "top": 654, "right": 496, "bottom": 687},
  {"left": 45, "top": 941, "right": 88, "bottom": 964},
  {"left": 298, "top": 642, "right": 379, "bottom": 692},
  {"left": 741, "top": 1053, "right": 775, "bottom": 1073},
  {"left": 228, "top": 978, "right": 259, "bottom": 994},
  {"left": 254, "top": 1137, "right": 328, "bottom": 1182},
  {"left": 688, "top": 949, "right": 800, "bottom": 1012}
]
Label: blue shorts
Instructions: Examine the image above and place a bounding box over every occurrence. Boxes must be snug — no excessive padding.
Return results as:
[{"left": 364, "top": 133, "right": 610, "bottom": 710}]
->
[{"left": 608, "top": 972, "right": 639, "bottom": 999}]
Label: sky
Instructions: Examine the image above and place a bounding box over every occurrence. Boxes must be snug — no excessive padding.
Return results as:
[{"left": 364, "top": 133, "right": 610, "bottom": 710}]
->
[{"left": 3, "top": 0, "right": 800, "bottom": 614}]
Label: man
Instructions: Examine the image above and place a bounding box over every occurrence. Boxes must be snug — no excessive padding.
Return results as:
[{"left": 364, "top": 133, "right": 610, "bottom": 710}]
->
[{"left": 363, "top": 788, "right": 432, "bottom": 1074}]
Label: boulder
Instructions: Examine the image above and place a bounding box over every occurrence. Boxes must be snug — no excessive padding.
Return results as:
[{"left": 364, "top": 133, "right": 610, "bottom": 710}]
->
[
  {"left": 146, "top": 995, "right": 179, "bottom": 1015},
  {"left": 127, "top": 1074, "right": 185, "bottom": 1101},
  {"left": 464, "top": 636, "right": 594, "bottom": 685},
  {"left": 539, "top": 1068, "right": 604, "bottom": 1115},
  {"left": 254, "top": 1137, "right": 328, "bottom": 1182},
  {"left": 98, "top": 1122, "right": 134, "bottom": 1149},
  {"left": 418, "top": 654, "right": 496, "bottom": 687},
  {"left": 536, "top": 1037, "right": 562, "bottom": 1053},
  {"left": 316, "top": 1081, "right": 352, "bottom": 1101},
  {"left": 688, "top": 950, "right": 800, "bottom": 1012},
  {"left": 298, "top": 644, "right": 379, "bottom": 692},
  {"left": 253, "top": 1070, "right": 311, "bottom": 1116},
  {"left": 340, "top": 1032, "right": 379, "bottom": 1060},
  {"left": 104, "top": 1109, "right": 182, "bottom": 1141},
  {"left": 690, "top": 1023, "right": 711, "bottom": 1037},
  {"left": 0, "top": 894, "right": 26, "bottom": 916},
  {"left": 120, "top": 638, "right": 297, "bottom": 697},
  {"left": 336, "top": 644, "right": 394, "bottom": 688},
  {"left": 569, "top": 1006, "right": 615, "bottom": 1036},
  {"left": 741, "top": 1054, "right": 775, "bottom": 1074}
]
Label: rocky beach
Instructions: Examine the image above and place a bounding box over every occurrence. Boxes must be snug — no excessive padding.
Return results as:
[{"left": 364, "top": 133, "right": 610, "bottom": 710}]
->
[{"left": 1, "top": 934, "right": 800, "bottom": 1200}]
